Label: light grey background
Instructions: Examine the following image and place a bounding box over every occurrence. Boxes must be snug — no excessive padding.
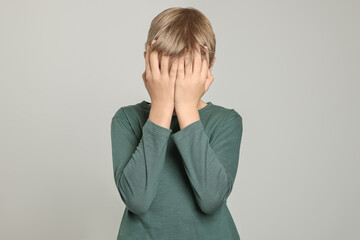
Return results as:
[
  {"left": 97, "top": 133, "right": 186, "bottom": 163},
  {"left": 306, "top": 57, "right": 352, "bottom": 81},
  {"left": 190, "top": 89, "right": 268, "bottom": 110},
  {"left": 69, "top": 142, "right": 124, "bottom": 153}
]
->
[{"left": 1, "top": 0, "right": 359, "bottom": 239}]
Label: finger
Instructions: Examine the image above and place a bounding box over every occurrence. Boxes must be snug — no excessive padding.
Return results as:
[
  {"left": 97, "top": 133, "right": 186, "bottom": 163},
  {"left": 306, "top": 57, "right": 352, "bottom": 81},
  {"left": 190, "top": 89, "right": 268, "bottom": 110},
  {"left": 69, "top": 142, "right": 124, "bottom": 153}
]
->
[
  {"left": 177, "top": 55, "right": 185, "bottom": 81},
  {"left": 145, "top": 42, "right": 151, "bottom": 74},
  {"left": 169, "top": 58, "right": 179, "bottom": 81},
  {"left": 149, "top": 43, "right": 160, "bottom": 77},
  {"left": 193, "top": 43, "right": 202, "bottom": 76},
  {"left": 184, "top": 48, "right": 192, "bottom": 77},
  {"left": 160, "top": 53, "right": 169, "bottom": 78}
]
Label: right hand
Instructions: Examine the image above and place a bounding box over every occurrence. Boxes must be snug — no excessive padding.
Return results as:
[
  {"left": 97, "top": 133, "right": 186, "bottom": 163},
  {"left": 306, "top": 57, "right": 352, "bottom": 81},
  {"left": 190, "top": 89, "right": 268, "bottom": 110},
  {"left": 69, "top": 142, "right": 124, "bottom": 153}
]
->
[{"left": 142, "top": 39, "right": 179, "bottom": 111}]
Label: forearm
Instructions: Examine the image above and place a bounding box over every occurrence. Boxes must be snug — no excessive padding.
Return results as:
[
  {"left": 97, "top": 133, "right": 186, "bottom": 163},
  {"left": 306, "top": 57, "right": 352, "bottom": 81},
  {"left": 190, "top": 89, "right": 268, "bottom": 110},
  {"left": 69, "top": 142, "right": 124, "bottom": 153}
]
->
[{"left": 111, "top": 115, "right": 172, "bottom": 215}]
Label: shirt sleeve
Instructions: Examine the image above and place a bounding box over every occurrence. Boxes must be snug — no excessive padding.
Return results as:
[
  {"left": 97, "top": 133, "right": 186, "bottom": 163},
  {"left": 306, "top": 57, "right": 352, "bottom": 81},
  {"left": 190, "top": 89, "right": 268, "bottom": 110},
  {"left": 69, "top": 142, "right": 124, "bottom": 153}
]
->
[
  {"left": 171, "top": 109, "right": 243, "bottom": 215},
  {"left": 110, "top": 108, "right": 172, "bottom": 215}
]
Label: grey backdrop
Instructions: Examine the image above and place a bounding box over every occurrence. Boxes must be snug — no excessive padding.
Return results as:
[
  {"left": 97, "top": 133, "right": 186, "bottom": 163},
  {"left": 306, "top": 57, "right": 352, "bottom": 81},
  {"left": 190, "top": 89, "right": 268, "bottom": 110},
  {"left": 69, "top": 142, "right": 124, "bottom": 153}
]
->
[{"left": 1, "top": 1, "right": 359, "bottom": 239}]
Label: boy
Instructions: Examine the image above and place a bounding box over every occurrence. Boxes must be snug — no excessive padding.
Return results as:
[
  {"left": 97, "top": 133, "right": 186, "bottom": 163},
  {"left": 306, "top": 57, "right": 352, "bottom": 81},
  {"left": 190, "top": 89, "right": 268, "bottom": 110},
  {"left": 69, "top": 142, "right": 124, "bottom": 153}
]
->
[{"left": 111, "top": 7, "right": 243, "bottom": 240}]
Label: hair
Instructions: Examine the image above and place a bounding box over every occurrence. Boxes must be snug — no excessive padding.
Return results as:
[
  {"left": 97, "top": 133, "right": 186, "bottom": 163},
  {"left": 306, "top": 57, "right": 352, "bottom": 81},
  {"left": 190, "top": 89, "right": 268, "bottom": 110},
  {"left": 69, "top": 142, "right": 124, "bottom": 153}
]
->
[{"left": 145, "top": 7, "right": 216, "bottom": 70}]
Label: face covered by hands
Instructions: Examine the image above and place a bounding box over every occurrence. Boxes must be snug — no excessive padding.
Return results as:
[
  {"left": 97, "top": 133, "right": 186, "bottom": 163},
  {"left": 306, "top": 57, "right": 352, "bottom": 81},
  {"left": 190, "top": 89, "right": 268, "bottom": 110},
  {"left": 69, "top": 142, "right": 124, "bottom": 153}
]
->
[
  {"left": 142, "top": 40, "right": 214, "bottom": 113},
  {"left": 173, "top": 43, "right": 214, "bottom": 112}
]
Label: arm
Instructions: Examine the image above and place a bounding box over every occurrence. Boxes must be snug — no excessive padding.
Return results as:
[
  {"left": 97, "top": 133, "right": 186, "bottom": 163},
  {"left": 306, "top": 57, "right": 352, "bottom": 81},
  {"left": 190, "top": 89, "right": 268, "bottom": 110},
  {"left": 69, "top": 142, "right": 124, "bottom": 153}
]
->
[
  {"left": 171, "top": 110, "right": 243, "bottom": 214},
  {"left": 110, "top": 108, "right": 172, "bottom": 215}
]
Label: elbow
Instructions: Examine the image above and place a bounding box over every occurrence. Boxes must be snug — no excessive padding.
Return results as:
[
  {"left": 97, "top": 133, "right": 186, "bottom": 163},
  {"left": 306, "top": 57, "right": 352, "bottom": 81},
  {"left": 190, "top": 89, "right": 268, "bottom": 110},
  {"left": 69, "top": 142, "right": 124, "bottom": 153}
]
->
[
  {"left": 198, "top": 180, "right": 233, "bottom": 215},
  {"left": 116, "top": 180, "right": 151, "bottom": 216},
  {"left": 117, "top": 187, "right": 151, "bottom": 215},
  {"left": 115, "top": 172, "right": 152, "bottom": 216},
  {"left": 125, "top": 197, "right": 151, "bottom": 216},
  {"left": 197, "top": 182, "right": 233, "bottom": 214},
  {"left": 197, "top": 193, "right": 226, "bottom": 215}
]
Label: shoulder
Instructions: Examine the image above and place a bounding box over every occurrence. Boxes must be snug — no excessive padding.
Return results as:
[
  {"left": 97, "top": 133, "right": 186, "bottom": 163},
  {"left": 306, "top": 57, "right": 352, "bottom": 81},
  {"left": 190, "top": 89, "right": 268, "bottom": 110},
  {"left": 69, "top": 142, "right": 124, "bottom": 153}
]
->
[
  {"left": 210, "top": 102, "right": 243, "bottom": 123},
  {"left": 207, "top": 103, "right": 243, "bottom": 142},
  {"left": 206, "top": 103, "right": 243, "bottom": 140},
  {"left": 111, "top": 102, "right": 145, "bottom": 138},
  {"left": 112, "top": 102, "right": 143, "bottom": 120}
]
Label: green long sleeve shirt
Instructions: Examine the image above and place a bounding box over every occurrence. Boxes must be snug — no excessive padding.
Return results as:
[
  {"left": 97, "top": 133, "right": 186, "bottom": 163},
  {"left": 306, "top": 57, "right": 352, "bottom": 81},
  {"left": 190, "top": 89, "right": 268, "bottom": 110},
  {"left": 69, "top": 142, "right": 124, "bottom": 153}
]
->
[{"left": 110, "top": 100, "right": 243, "bottom": 240}]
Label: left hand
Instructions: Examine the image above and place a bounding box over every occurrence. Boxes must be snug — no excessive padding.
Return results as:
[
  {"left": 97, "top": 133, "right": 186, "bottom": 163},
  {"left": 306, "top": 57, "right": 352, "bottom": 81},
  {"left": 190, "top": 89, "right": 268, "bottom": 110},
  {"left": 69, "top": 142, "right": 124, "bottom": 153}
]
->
[{"left": 174, "top": 43, "right": 214, "bottom": 111}]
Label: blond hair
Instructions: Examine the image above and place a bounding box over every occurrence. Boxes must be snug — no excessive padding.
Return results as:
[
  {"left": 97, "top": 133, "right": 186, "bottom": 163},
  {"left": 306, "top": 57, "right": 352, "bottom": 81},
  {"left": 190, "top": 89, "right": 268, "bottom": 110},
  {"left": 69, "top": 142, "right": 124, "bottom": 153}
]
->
[{"left": 145, "top": 7, "right": 216, "bottom": 70}]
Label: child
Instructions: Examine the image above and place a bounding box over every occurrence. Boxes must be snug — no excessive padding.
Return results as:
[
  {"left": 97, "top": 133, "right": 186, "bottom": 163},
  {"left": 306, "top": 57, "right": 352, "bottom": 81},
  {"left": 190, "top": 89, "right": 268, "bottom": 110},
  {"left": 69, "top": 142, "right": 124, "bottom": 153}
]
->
[{"left": 111, "top": 7, "right": 243, "bottom": 240}]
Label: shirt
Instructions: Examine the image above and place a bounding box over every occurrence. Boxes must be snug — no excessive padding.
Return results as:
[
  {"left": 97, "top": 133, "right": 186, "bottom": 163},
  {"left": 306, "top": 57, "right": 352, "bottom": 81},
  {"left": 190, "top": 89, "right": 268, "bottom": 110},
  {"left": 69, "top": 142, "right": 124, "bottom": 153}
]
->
[{"left": 110, "top": 100, "right": 244, "bottom": 240}]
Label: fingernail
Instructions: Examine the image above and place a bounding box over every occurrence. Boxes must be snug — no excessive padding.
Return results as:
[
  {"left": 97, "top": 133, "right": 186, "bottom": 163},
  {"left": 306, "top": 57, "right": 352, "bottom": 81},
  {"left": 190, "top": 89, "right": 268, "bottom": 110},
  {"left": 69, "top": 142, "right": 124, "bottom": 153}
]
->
[{"left": 151, "top": 39, "right": 156, "bottom": 45}]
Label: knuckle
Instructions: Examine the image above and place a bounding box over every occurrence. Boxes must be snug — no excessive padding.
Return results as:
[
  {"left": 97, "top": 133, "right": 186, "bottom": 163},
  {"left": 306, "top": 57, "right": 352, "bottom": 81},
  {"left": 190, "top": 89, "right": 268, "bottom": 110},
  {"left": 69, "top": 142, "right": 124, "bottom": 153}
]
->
[
  {"left": 145, "top": 72, "right": 152, "bottom": 80},
  {"left": 153, "top": 72, "right": 160, "bottom": 80}
]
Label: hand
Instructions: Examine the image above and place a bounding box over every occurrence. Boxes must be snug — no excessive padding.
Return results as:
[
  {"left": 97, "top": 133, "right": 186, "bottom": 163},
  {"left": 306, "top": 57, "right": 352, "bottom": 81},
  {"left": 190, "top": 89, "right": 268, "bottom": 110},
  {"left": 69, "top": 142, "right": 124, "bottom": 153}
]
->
[
  {"left": 174, "top": 43, "right": 214, "bottom": 112},
  {"left": 142, "top": 39, "right": 179, "bottom": 111}
]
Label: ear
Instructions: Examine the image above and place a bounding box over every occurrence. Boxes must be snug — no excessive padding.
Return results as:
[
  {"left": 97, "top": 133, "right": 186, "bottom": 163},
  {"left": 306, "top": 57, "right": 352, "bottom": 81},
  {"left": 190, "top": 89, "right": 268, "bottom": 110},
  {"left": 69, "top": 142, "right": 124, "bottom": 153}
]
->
[
  {"left": 144, "top": 51, "right": 146, "bottom": 59},
  {"left": 210, "top": 56, "right": 216, "bottom": 71},
  {"left": 204, "top": 57, "right": 215, "bottom": 92}
]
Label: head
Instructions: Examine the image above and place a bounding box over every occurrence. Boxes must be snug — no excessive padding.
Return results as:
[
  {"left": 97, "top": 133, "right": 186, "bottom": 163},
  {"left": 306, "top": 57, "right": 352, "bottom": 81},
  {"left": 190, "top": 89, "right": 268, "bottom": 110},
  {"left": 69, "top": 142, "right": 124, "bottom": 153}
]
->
[{"left": 143, "top": 7, "right": 216, "bottom": 73}]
